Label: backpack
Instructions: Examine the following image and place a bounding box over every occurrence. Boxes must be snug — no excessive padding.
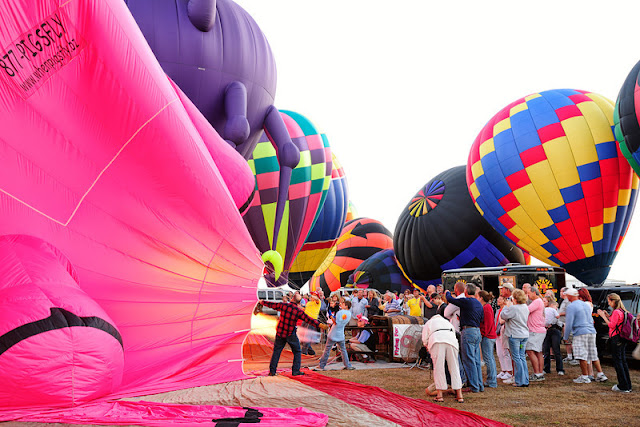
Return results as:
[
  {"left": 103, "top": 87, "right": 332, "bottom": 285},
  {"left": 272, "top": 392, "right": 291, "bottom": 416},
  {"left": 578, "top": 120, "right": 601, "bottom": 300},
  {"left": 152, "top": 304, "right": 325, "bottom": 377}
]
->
[{"left": 614, "top": 310, "right": 640, "bottom": 343}]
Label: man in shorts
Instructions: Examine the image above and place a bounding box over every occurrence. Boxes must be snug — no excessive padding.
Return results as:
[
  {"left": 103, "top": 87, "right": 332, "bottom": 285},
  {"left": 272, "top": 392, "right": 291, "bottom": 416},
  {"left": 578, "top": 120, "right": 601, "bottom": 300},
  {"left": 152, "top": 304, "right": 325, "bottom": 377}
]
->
[{"left": 562, "top": 288, "right": 608, "bottom": 384}]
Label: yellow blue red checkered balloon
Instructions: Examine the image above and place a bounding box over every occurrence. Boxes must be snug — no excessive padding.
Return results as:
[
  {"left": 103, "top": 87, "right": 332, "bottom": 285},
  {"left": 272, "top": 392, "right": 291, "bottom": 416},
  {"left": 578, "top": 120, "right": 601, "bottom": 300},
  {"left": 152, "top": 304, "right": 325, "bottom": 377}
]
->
[{"left": 467, "top": 89, "right": 638, "bottom": 285}]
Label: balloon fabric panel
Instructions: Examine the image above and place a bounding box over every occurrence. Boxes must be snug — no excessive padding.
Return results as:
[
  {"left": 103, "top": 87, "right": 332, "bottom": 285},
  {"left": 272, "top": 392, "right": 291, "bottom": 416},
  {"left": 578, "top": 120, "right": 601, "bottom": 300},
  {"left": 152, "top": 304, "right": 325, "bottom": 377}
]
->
[{"left": 468, "top": 89, "right": 638, "bottom": 285}]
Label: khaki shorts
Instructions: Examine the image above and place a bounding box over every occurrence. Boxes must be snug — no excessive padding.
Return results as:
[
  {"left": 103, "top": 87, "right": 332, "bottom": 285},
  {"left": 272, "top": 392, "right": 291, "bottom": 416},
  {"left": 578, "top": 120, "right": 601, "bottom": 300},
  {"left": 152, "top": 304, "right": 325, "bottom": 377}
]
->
[{"left": 525, "top": 332, "right": 545, "bottom": 352}]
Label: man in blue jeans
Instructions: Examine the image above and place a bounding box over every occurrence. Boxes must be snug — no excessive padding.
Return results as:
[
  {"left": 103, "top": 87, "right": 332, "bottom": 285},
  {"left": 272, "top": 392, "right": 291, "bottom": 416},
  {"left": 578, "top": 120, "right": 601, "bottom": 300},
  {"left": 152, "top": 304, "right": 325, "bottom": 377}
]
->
[
  {"left": 446, "top": 283, "right": 484, "bottom": 393},
  {"left": 260, "top": 296, "right": 328, "bottom": 376}
]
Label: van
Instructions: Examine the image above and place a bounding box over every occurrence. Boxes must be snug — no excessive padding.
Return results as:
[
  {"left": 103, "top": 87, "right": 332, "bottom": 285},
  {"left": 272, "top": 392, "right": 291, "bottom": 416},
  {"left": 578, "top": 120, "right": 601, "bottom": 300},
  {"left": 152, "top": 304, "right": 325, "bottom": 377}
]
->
[
  {"left": 441, "top": 264, "right": 566, "bottom": 297},
  {"left": 257, "top": 288, "right": 288, "bottom": 315},
  {"left": 585, "top": 284, "right": 640, "bottom": 357}
]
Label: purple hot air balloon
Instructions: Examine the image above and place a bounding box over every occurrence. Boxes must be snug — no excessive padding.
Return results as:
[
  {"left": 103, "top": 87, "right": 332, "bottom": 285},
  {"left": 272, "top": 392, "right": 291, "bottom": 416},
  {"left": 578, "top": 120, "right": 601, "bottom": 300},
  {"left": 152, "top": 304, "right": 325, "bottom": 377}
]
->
[{"left": 126, "top": 0, "right": 299, "bottom": 259}]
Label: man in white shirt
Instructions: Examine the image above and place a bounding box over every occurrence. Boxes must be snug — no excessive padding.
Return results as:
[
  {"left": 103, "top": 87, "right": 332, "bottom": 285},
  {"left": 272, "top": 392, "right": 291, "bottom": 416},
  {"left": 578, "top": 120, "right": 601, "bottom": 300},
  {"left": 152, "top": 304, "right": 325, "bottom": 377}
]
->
[
  {"left": 442, "top": 281, "right": 467, "bottom": 385},
  {"left": 349, "top": 289, "right": 368, "bottom": 326},
  {"left": 443, "top": 282, "right": 466, "bottom": 332}
]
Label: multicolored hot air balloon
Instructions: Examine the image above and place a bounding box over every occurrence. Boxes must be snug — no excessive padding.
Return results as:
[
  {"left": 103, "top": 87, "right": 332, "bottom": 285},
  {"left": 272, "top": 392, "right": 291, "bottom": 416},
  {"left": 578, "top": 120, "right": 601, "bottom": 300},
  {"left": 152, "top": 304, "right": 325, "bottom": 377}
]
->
[
  {"left": 346, "top": 249, "right": 412, "bottom": 294},
  {"left": 468, "top": 89, "right": 639, "bottom": 285},
  {"left": 614, "top": 60, "right": 640, "bottom": 175},
  {"left": 289, "top": 153, "right": 349, "bottom": 287},
  {"left": 244, "top": 112, "right": 329, "bottom": 287},
  {"left": 281, "top": 111, "right": 334, "bottom": 225},
  {"left": 394, "top": 166, "right": 526, "bottom": 288},
  {"left": 310, "top": 218, "right": 393, "bottom": 294}
]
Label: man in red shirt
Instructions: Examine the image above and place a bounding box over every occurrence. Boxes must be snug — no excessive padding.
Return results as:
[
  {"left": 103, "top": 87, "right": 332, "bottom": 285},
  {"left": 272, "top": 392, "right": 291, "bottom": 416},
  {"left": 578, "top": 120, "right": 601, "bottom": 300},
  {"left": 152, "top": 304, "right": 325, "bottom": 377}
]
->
[
  {"left": 260, "top": 294, "right": 327, "bottom": 376},
  {"left": 477, "top": 290, "right": 497, "bottom": 388}
]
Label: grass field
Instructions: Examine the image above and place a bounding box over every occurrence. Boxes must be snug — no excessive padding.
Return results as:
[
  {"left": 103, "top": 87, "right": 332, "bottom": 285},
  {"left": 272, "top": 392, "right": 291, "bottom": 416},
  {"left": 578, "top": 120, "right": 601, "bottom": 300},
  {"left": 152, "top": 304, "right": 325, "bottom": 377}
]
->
[{"left": 320, "top": 356, "right": 640, "bottom": 427}]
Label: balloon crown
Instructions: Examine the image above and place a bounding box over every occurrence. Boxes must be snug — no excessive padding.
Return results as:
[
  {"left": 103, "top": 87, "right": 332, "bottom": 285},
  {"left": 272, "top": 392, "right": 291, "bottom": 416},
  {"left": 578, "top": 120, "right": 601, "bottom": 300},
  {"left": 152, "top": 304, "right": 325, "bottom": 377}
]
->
[{"left": 408, "top": 180, "right": 445, "bottom": 217}]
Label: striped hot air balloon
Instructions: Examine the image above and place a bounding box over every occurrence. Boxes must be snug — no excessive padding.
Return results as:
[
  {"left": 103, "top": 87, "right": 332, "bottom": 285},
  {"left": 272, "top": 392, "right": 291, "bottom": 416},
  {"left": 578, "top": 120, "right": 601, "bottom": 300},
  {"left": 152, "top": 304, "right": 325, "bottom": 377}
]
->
[
  {"left": 346, "top": 249, "right": 412, "bottom": 294},
  {"left": 289, "top": 153, "right": 348, "bottom": 287},
  {"left": 310, "top": 218, "right": 393, "bottom": 294},
  {"left": 468, "top": 89, "right": 638, "bottom": 285},
  {"left": 614, "top": 60, "right": 640, "bottom": 175},
  {"left": 244, "top": 111, "right": 330, "bottom": 287}
]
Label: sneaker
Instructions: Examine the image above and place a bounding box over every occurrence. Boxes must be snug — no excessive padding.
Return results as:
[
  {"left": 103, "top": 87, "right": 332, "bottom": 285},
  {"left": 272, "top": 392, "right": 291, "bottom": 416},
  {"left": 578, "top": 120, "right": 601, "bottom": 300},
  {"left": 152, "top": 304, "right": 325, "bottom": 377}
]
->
[
  {"left": 562, "top": 356, "right": 573, "bottom": 363},
  {"left": 268, "top": 372, "right": 277, "bottom": 376},
  {"left": 502, "top": 373, "right": 513, "bottom": 380},
  {"left": 568, "top": 359, "right": 580, "bottom": 366},
  {"left": 612, "top": 385, "right": 632, "bottom": 393},
  {"left": 595, "top": 373, "right": 608, "bottom": 382},
  {"left": 307, "top": 349, "right": 316, "bottom": 356},
  {"left": 291, "top": 371, "right": 306, "bottom": 376},
  {"left": 311, "top": 366, "right": 325, "bottom": 371},
  {"left": 558, "top": 371, "right": 565, "bottom": 376},
  {"left": 497, "top": 372, "right": 506, "bottom": 379},
  {"left": 573, "top": 376, "right": 591, "bottom": 384},
  {"left": 528, "top": 374, "right": 545, "bottom": 381},
  {"left": 344, "top": 366, "right": 356, "bottom": 370},
  {"left": 503, "top": 377, "right": 515, "bottom": 384},
  {"left": 587, "top": 375, "right": 595, "bottom": 381}
]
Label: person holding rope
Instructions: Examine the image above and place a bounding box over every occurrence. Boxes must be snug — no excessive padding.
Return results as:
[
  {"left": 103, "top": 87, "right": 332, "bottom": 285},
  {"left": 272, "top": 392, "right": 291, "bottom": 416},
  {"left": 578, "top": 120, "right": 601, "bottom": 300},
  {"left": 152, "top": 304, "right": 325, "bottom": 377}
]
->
[
  {"left": 260, "top": 294, "right": 328, "bottom": 376},
  {"left": 314, "top": 299, "right": 355, "bottom": 371}
]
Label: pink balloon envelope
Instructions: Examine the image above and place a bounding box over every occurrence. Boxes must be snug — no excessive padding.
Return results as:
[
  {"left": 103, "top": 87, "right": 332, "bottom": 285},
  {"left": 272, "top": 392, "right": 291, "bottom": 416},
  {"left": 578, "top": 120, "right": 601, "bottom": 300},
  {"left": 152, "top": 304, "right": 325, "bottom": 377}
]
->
[{"left": 0, "top": 0, "right": 262, "bottom": 414}]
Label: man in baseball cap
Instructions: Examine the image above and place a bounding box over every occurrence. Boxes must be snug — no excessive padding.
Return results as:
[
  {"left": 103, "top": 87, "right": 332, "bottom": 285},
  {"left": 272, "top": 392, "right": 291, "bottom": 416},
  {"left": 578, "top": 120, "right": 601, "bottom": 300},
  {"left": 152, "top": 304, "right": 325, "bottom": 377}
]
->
[
  {"left": 564, "top": 288, "right": 578, "bottom": 297},
  {"left": 562, "top": 287, "right": 608, "bottom": 384},
  {"left": 499, "top": 282, "right": 514, "bottom": 301}
]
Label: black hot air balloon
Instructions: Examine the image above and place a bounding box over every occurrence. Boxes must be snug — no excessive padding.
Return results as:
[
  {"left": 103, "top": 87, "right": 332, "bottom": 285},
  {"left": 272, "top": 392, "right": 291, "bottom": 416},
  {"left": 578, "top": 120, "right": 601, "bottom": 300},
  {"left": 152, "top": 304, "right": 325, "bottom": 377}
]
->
[{"left": 394, "top": 166, "right": 526, "bottom": 288}]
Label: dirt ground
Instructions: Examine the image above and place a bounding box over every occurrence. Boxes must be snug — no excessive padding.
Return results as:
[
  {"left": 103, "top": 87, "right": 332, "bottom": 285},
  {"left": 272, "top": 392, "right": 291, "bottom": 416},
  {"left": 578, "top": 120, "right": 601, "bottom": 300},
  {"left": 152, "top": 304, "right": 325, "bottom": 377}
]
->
[{"left": 319, "top": 356, "right": 640, "bottom": 427}]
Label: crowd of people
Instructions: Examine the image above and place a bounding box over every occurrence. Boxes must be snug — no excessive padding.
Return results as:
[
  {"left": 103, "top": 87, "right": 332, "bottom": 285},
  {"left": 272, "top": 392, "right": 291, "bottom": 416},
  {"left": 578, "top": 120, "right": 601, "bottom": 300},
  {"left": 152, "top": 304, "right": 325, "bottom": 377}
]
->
[
  {"left": 259, "top": 282, "right": 637, "bottom": 402},
  {"left": 259, "top": 286, "right": 442, "bottom": 375},
  {"left": 423, "top": 281, "right": 638, "bottom": 403}
]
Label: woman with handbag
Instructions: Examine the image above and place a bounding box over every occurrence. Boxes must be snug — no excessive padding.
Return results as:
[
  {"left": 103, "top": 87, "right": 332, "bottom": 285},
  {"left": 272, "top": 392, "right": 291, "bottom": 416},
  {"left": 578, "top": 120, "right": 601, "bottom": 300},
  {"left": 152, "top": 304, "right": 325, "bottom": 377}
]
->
[{"left": 597, "top": 293, "right": 632, "bottom": 393}]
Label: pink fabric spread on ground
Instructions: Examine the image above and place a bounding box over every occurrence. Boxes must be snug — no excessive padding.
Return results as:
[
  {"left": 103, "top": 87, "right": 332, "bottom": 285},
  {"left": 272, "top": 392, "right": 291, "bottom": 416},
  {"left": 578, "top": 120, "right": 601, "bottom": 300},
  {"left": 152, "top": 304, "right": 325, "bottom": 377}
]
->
[
  {"left": 17, "top": 400, "right": 328, "bottom": 426},
  {"left": 288, "top": 371, "right": 510, "bottom": 427}
]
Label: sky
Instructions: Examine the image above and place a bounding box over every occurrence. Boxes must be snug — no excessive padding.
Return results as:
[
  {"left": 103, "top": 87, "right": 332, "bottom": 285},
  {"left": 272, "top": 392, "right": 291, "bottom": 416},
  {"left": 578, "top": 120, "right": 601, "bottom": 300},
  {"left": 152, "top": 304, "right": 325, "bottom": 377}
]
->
[{"left": 237, "top": 0, "right": 640, "bottom": 284}]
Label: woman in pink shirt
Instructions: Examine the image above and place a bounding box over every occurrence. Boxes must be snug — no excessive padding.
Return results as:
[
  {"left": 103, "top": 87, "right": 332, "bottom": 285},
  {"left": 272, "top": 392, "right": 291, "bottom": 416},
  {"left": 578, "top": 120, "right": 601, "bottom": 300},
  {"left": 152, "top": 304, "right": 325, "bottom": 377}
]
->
[
  {"left": 525, "top": 286, "right": 546, "bottom": 381},
  {"left": 597, "top": 293, "right": 632, "bottom": 392}
]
